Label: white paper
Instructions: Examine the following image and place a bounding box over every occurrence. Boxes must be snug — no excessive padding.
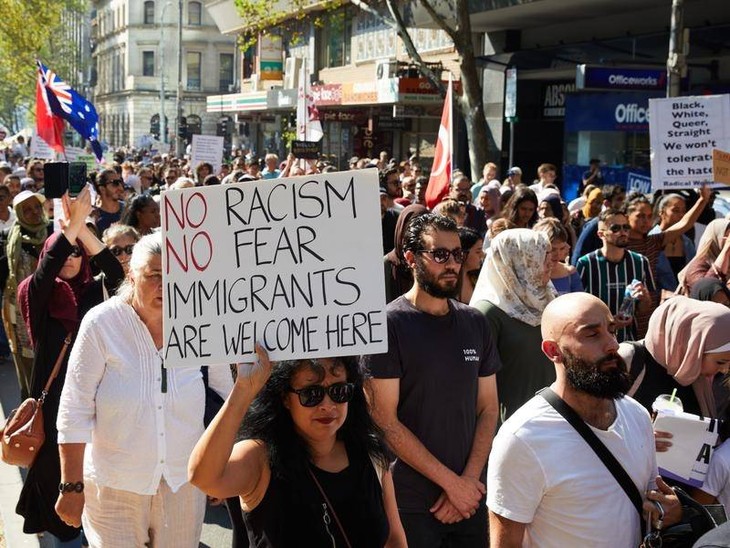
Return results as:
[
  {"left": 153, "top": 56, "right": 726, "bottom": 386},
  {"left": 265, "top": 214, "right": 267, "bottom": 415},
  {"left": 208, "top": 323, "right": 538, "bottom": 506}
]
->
[{"left": 190, "top": 135, "right": 224, "bottom": 173}]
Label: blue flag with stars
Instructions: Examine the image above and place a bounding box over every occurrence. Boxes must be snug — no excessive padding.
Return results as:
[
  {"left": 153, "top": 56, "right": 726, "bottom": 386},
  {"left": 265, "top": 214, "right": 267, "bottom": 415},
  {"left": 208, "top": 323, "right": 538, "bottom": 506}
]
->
[{"left": 37, "top": 60, "right": 103, "bottom": 161}]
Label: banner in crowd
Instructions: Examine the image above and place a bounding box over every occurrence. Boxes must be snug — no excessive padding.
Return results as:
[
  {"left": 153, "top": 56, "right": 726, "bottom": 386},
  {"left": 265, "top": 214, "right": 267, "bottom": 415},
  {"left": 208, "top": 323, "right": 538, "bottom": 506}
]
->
[
  {"left": 190, "top": 134, "right": 224, "bottom": 173},
  {"left": 161, "top": 170, "right": 387, "bottom": 368},
  {"left": 649, "top": 94, "right": 730, "bottom": 190}
]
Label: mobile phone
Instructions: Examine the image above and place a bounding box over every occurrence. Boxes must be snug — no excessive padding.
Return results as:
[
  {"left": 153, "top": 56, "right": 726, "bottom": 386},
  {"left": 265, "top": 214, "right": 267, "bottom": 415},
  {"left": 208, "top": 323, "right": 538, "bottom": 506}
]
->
[{"left": 43, "top": 162, "right": 88, "bottom": 198}]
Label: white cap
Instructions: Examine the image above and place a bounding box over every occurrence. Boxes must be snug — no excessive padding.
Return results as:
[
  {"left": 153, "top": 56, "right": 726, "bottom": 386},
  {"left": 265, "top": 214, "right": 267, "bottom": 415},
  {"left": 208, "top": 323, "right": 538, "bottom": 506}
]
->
[{"left": 13, "top": 190, "right": 45, "bottom": 208}]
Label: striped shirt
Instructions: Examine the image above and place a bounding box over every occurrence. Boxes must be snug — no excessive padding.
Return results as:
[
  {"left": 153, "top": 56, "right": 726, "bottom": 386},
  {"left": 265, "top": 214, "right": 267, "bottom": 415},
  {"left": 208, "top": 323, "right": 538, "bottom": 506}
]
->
[{"left": 576, "top": 249, "right": 656, "bottom": 342}]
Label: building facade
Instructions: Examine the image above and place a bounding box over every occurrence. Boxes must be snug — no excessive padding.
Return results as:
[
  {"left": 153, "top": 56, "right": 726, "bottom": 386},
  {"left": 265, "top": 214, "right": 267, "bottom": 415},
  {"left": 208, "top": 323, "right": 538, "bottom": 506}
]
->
[{"left": 91, "top": 0, "right": 237, "bottom": 149}]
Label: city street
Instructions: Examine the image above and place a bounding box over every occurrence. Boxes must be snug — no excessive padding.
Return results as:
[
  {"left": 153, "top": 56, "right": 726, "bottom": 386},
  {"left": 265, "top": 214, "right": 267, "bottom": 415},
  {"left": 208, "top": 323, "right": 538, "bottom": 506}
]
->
[{"left": 0, "top": 358, "right": 233, "bottom": 548}]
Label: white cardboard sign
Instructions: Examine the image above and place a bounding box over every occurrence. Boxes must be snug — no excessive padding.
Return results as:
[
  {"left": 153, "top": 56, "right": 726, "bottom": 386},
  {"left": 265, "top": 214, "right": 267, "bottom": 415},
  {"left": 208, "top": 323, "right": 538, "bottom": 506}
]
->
[
  {"left": 649, "top": 94, "right": 730, "bottom": 190},
  {"left": 29, "top": 132, "right": 55, "bottom": 160},
  {"left": 190, "top": 134, "right": 224, "bottom": 173},
  {"left": 161, "top": 170, "right": 387, "bottom": 367}
]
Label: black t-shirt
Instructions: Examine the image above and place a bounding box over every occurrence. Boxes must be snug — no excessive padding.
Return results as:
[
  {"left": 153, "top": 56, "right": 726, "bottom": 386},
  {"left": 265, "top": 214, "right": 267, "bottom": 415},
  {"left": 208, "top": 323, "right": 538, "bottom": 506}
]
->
[
  {"left": 362, "top": 296, "right": 501, "bottom": 513},
  {"left": 382, "top": 208, "right": 399, "bottom": 255}
]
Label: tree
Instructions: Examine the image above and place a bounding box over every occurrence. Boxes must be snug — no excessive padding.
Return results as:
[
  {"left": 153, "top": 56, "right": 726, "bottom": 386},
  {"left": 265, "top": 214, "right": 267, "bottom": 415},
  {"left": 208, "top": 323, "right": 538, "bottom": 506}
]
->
[
  {"left": 0, "top": 0, "right": 88, "bottom": 132},
  {"left": 232, "top": 0, "right": 495, "bottom": 177}
]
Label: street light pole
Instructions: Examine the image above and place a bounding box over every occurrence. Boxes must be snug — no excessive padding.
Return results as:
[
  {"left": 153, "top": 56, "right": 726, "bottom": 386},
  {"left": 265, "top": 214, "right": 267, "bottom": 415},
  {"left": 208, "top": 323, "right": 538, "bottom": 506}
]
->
[
  {"left": 160, "top": 1, "right": 172, "bottom": 145},
  {"left": 667, "top": 0, "right": 686, "bottom": 98},
  {"left": 175, "top": 0, "right": 183, "bottom": 156}
]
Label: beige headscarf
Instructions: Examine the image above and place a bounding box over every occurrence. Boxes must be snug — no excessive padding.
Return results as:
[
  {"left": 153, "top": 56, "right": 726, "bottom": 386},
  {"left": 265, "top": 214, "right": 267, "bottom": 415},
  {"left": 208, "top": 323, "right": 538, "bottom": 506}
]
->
[
  {"left": 470, "top": 229, "right": 557, "bottom": 326},
  {"left": 645, "top": 297, "right": 730, "bottom": 417},
  {"left": 677, "top": 218, "right": 730, "bottom": 290}
]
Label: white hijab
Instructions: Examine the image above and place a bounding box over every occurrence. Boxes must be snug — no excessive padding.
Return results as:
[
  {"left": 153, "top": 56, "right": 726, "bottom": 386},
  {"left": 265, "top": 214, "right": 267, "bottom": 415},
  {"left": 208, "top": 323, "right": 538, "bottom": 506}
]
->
[{"left": 470, "top": 229, "right": 557, "bottom": 326}]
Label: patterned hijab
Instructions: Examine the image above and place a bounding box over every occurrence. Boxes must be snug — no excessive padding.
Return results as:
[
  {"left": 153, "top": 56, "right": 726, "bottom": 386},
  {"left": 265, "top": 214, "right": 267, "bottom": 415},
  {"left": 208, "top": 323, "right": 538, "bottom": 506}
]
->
[
  {"left": 645, "top": 297, "right": 730, "bottom": 418},
  {"left": 470, "top": 229, "right": 557, "bottom": 326}
]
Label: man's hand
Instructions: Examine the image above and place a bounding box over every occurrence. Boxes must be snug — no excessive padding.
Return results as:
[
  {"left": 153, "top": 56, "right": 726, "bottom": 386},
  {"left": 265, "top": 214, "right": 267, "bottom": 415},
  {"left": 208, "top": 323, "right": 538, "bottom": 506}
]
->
[
  {"left": 632, "top": 281, "right": 652, "bottom": 305},
  {"left": 441, "top": 474, "right": 486, "bottom": 519},
  {"left": 645, "top": 476, "right": 682, "bottom": 528},
  {"left": 430, "top": 492, "right": 464, "bottom": 524},
  {"left": 55, "top": 491, "right": 84, "bottom": 528}
]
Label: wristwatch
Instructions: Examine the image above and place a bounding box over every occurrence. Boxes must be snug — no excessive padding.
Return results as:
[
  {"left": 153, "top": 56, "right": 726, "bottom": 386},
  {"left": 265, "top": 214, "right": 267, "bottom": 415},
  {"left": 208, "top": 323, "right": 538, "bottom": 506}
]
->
[{"left": 59, "top": 481, "right": 84, "bottom": 493}]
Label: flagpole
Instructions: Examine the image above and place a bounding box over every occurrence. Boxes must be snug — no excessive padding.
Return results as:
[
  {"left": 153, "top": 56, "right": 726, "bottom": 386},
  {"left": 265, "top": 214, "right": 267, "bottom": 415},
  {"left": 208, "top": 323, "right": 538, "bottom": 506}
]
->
[{"left": 448, "top": 73, "right": 453, "bottom": 183}]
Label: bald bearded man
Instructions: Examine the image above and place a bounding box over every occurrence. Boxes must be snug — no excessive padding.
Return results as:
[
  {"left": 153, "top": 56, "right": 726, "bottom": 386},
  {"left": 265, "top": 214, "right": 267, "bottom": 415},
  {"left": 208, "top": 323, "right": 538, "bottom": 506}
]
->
[{"left": 487, "top": 293, "right": 680, "bottom": 547}]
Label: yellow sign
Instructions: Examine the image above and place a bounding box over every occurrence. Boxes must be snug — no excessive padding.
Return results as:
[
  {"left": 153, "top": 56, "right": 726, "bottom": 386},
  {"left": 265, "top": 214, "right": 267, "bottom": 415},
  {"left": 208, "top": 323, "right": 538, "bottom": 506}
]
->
[{"left": 712, "top": 149, "right": 730, "bottom": 185}]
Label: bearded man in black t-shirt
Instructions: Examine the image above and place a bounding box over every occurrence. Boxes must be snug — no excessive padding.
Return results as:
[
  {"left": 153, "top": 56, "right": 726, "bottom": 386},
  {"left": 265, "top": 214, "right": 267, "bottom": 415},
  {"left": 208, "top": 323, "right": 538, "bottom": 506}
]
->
[{"left": 363, "top": 213, "right": 501, "bottom": 547}]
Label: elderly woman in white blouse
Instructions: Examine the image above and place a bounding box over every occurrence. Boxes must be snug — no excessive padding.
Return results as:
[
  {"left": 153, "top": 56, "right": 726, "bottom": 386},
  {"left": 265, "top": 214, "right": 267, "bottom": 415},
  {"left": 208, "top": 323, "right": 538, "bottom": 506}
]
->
[{"left": 54, "top": 232, "right": 233, "bottom": 547}]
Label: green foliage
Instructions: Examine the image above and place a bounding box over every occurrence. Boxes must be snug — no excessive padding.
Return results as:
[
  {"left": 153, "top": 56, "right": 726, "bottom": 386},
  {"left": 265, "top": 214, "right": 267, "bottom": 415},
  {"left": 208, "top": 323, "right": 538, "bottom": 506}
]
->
[{"left": 0, "top": 0, "right": 88, "bottom": 131}]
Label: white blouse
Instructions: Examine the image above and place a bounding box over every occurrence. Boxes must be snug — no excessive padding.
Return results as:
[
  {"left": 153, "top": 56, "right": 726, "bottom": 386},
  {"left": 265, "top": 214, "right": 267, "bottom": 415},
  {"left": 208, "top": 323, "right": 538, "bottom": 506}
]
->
[{"left": 57, "top": 296, "right": 233, "bottom": 495}]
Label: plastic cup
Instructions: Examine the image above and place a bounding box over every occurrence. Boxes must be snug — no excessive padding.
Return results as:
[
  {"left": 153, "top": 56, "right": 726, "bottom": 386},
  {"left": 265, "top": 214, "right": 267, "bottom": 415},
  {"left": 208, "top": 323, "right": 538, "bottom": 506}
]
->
[{"left": 652, "top": 394, "right": 684, "bottom": 415}]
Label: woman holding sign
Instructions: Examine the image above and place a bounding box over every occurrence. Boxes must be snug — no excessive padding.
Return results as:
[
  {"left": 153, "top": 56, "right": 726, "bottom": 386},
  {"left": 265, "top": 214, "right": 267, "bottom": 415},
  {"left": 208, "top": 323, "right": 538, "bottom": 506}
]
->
[
  {"left": 188, "top": 349, "right": 408, "bottom": 547},
  {"left": 54, "top": 232, "right": 233, "bottom": 547}
]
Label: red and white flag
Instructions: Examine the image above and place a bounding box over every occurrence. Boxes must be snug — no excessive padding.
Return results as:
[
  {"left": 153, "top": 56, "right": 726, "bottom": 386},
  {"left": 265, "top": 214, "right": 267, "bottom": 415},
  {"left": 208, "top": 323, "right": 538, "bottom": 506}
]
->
[
  {"left": 425, "top": 78, "right": 453, "bottom": 210},
  {"left": 35, "top": 63, "right": 65, "bottom": 154},
  {"left": 297, "top": 58, "right": 323, "bottom": 142}
]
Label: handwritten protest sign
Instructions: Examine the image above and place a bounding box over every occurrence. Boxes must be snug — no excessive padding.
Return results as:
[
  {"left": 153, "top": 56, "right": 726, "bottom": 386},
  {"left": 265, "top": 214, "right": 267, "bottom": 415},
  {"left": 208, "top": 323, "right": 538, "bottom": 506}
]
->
[
  {"left": 161, "top": 170, "right": 387, "bottom": 367},
  {"left": 191, "top": 135, "right": 224, "bottom": 173},
  {"left": 712, "top": 149, "right": 730, "bottom": 186},
  {"left": 649, "top": 94, "right": 730, "bottom": 190},
  {"left": 29, "top": 133, "right": 55, "bottom": 160}
]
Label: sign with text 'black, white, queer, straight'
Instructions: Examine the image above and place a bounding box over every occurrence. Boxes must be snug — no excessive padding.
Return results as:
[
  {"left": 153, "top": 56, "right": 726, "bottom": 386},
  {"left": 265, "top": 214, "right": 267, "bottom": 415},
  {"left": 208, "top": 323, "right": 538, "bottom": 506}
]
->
[
  {"left": 161, "top": 170, "right": 387, "bottom": 368},
  {"left": 649, "top": 94, "right": 730, "bottom": 190}
]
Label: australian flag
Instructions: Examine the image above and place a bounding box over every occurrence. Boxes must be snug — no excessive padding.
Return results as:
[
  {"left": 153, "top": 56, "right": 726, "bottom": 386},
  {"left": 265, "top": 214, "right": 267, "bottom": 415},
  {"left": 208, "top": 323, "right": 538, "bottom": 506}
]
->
[{"left": 37, "top": 60, "right": 103, "bottom": 161}]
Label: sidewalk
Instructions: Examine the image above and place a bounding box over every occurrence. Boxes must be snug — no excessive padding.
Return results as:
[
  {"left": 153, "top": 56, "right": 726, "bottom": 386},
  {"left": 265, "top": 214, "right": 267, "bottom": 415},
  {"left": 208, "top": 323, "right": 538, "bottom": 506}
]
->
[{"left": 0, "top": 358, "right": 232, "bottom": 548}]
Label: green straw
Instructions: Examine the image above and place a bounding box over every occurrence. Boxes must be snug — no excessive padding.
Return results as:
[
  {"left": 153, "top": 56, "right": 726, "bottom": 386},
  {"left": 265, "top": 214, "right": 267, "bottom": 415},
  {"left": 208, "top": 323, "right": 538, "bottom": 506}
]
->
[{"left": 669, "top": 388, "right": 677, "bottom": 403}]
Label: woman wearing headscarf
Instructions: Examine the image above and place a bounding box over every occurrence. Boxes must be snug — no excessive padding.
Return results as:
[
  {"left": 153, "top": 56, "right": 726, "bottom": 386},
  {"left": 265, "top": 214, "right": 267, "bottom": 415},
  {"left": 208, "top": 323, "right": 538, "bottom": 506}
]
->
[
  {"left": 470, "top": 229, "right": 557, "bottom": 420},
  {"left": 383, "top": 204, "right": 427, "bottom": 303},
  {"left": 1, "top": 190, "right": 50, "bottom": 400},
  {"left": 677, "top": 218, "right": 730, "bottom": 295},
  {"left": 15, "top": 188, "right": 124, "bottom": 545},
  {"left": 620, "top": 297, "right": 730, "bottom": 419}
]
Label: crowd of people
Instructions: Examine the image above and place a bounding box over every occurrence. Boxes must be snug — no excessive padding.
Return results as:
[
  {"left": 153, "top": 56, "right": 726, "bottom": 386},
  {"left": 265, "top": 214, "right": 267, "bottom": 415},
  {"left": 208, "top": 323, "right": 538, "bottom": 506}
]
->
[{"left": 1, "top": 147, "right": 730, "bottom": 547}]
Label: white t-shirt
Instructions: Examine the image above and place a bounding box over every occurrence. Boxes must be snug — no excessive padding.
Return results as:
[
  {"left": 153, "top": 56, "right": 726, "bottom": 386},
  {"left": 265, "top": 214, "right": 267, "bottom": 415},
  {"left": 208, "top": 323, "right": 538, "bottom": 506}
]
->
[
  {"left": 702, "top": 439, "right": 730, "bottom": 509},
  {"left": 487, "top": 393, "right": 657, "bottom": 548}
]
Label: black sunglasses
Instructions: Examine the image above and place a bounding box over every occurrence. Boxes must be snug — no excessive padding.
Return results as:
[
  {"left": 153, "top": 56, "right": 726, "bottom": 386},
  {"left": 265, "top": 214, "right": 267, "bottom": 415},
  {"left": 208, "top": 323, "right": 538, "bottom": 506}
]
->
[
  {"left": 109, "top": 244, "right": 135, "bottom": 256},
  {"left": 104, "top": 179, "right": 123, "bottom": 187},
  {"left": 288, "top": 382, "right": 355, "bottom": 407},
  {"left": 607, "top": 224, "right": 631, "bottom": 233},
  {"left": 418, "top": 247, "right": 467, "bottom": 264},
  {"left": 70, "top": 246, "right": 82, "bottom": 258}
]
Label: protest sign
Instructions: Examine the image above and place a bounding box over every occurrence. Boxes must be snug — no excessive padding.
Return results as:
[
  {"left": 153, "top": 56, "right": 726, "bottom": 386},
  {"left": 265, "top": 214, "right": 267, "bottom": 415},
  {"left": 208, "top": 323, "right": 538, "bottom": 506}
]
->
[
  {"left": 654, "top": 411, "right": 719, "bottom": 488},
  {"left": 649, "top": 94, "right": 730, "bottom": 190},
  {"left": 191, "top": 135, "right": 224, "bottom": 173},
  {"left": 712, "top": 149, "right": 730, "bottom": 186},
  {"left": 161, "top": 170, "right": 387, "bottom": 368},
  {"left": 29, "top": 133, "right": 55, "bottom": 160},
  {"left": 291, "top": 140, "right": 321, "bottom": 160}
]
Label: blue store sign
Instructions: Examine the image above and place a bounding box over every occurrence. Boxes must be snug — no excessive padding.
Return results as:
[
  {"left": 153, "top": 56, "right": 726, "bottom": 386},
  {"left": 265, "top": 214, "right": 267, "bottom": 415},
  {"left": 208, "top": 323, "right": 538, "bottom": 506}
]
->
[
  {"left": 577, "top": 65, "right": 667, "bottom": 91},
  {"left": 564, "top": 91, "right": 663, "bottom": 132}
]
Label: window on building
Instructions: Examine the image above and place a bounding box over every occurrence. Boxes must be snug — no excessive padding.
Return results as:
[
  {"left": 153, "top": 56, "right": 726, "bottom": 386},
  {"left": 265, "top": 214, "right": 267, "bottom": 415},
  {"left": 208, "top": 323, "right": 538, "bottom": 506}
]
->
[
  {"left": 143, "top": 51, "right": 155, "bottom": 76},
  {"left": 186, "top": 51, "right": 201, "bottom": 90},
  {"left": 144, "top": 1, "right": 154, "bottom": 24},
  {"left": 317, "top": 7, "right": 353, "bottom": 69},
  {"left": 189, "top": 1, "right": 201, "bottom": 26},
  {"left": 219, "top": 53, "right": 234, "bottom": 92}
]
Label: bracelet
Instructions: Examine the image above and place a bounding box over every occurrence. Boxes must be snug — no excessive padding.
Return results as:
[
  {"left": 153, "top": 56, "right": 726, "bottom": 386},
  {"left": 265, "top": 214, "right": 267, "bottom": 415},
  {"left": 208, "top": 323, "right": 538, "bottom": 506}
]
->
[{"left": 59, "top": 481, "right": 84, "bottom": 493}]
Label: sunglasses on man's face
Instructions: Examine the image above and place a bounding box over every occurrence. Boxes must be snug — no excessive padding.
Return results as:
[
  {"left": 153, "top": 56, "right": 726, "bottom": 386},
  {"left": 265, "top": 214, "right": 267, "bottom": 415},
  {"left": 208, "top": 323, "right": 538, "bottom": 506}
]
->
[
  {"left": 70, "top": 246, "right": 82, "bottom": 258},
  {"left": 607, "top": 224, "right": 631, "bottom": 234},
  {"left": 109, "top": 244, "right": 135, "bottom": 257},
  {"left": 105, "top": 180, "right": 123, "bottom": 187},
  {"left": 288, "top": 382, "right": 355, "bottom": 407},
  {"left": 418, "top": 247, "right": 467, "bottom": 264}
]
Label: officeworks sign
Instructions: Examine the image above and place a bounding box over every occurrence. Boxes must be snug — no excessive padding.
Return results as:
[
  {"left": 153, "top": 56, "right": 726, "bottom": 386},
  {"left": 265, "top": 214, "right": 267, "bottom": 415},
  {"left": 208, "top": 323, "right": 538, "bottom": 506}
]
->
[
  {"left": 577, "top": 65, "right": 667, "bottom": 92},
  {"left": 565, "top": 92, "right": 663, "bottom": 132}
]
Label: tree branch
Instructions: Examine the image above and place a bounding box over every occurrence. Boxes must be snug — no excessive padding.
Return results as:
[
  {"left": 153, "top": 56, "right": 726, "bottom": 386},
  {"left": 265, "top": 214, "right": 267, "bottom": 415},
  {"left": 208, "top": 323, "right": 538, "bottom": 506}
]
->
[{"left": 418, "top": 0, "right": 458, "bottom": 43}]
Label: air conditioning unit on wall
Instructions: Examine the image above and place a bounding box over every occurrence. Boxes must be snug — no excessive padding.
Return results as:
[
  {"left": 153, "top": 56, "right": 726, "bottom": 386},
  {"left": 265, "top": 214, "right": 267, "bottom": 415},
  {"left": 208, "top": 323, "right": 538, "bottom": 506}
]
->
[{"left": 375, "top": 59, "right": 398, "bottom": 80}]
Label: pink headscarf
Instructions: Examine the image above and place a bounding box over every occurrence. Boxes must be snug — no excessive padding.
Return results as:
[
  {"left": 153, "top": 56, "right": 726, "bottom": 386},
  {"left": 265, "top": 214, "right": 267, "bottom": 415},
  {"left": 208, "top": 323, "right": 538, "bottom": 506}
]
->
[{"left": 645, "top": 297, "right": 730, "bottom": 417}]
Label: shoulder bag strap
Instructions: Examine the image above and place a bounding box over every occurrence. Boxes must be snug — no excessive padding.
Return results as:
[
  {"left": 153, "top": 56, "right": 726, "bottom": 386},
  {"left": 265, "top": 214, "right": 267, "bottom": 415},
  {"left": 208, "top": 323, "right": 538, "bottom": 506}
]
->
[
  {"left": 307, "top": 466, "right": 353, "bottom": 548},
  {"left": 38, "top": 334, "right": 73, "bottom": 405},
  {"left": 539, "top": 387, "right": 645, "bottom": 520}
]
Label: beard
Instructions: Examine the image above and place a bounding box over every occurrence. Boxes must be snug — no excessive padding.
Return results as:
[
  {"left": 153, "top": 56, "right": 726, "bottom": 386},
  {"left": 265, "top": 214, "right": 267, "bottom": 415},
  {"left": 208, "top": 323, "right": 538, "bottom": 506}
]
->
[
  {"left": 562, "top": 349, "right": 632, "bottom": 400},
  {"left": 413, "top": 257, "right": 460, "bottom": 299}
]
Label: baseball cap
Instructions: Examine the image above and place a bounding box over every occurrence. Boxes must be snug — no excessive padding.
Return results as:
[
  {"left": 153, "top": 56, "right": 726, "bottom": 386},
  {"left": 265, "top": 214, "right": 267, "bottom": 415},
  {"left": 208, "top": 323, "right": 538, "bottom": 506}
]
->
[
  {"left": 13, "top": 190, "right": 45, "bottom": 208},
  {"left": 508, "top": 167, "right": 522, "bottom": 176}
]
